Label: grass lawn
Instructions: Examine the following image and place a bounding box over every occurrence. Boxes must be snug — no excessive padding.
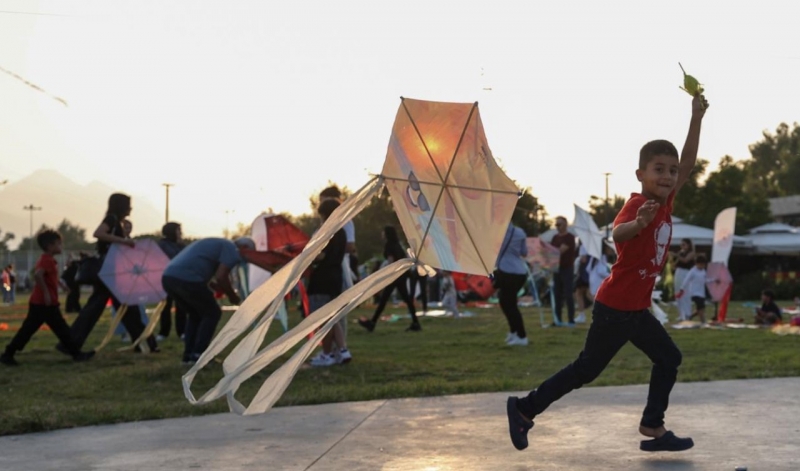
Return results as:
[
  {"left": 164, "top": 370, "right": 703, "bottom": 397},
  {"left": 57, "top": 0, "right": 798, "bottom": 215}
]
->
[{"left": 1, "top": 291, "right": 799, "bottom": 436}]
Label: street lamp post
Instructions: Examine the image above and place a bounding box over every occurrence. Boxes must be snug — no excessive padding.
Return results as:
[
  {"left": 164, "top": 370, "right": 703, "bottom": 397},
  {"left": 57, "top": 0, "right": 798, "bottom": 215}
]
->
[
  {"left": 23, "top": 204, "right": 42, "bottom": 271},
  {"left": 604, "top": 173, "right": 612, "bottom": 240},
  {"left": 162, "top": 183, "right": 174, "bottom": 223}
]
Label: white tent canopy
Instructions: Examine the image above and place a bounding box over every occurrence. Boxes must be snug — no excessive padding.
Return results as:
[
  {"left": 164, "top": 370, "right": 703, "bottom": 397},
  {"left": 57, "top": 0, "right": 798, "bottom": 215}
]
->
[
  {"left": 596, "top": 216, "right": 751, "bottom": 248},
  {"left": 743, "top": 223, "right": 800, "bottom": 255}
]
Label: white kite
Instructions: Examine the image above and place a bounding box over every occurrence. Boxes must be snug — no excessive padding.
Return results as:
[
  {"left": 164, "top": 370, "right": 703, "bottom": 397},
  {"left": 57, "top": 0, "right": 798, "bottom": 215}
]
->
[{"left": 182, "top": 97, "right": 520, "bottom": 415}]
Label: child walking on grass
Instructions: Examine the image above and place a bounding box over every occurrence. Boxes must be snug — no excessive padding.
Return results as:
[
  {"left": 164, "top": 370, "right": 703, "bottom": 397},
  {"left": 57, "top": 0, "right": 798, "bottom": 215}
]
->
[
  {"left": 676, "top": 254, "right": 709, "bottom": 324},
  {"left": 506, "top": 93, "right": 708, "bottom": 453},
  {"left": 1, "top": 230, "right": 95, "bottom": 366}
]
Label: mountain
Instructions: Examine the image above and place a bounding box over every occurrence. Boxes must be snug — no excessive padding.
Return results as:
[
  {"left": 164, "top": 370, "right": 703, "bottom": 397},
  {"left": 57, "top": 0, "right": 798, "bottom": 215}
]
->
[{"left": 0, "top": 169, "right": 163, "bottom": 250}]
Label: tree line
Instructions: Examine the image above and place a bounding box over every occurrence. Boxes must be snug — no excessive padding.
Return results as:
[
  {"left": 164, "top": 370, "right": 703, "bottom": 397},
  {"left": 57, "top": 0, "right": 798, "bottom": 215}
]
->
[{"left": 2, "top": 122, "right": 796, "bottom": 262}]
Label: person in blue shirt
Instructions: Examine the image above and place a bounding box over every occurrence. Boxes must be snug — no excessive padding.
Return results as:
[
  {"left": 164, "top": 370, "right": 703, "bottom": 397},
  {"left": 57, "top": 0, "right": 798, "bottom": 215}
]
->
[
  {"left": 162, "top": 236, "right": 273, "bottom": 364},
  {"left": 495, "top": 223, "right": 529, "bottom": 346}
]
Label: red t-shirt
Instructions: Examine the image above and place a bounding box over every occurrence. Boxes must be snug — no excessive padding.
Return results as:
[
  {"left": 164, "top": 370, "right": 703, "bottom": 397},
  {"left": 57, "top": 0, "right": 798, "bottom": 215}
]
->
[
  {"left": 595, "top": 192, "right": 674, "bottom": 311},
  {"left": 29, "top": 253, "right": 59, "bottom": 306}
]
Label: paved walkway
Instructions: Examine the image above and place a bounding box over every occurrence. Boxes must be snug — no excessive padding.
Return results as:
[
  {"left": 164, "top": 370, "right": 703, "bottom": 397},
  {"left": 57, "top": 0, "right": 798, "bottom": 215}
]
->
[{"left": 1, "top": 377, "right": 797, "bottom": 470}]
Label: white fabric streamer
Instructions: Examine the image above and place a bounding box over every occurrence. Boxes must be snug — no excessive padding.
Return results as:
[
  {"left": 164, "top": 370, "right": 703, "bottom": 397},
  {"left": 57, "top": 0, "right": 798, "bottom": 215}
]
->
[{"left": 181, "top": 176, "right": 416, "bottom": 414}]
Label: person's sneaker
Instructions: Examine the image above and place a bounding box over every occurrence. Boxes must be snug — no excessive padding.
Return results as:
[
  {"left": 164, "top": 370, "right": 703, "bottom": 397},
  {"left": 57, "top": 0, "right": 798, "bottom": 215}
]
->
[
  {"left": 180, "top": 334, "right": 186, "bottom": 341},
  {"left": 309, "top": 352, "right": 336, "bottom": 367},
  {"left": 0, "top": 353, "right": 19, "bottom": 366},
  {"left": 575, "top": 312, "right": 586, "bottom": 323},
  {"left": 182, "top": 353, "right": 200, "bottom": 366},
  {"left": 73, "top": 350, "right": 95, "bottom": 362},
  {"left": 506, "top": 396, "right": 533, "bottom": 450},
  {"left": 506, "top": 333, "right": 529, "bottom": 346},
  {"left": 357, "top": 318, "right": 375, "bottom": 332},
  {"left": 505, "top": 332, "right": 515, "bottom": 343},
  {"left": 156, "top": 334, "right": 167, "bottom": 342},
  {"left": 337, "top": 349, "right": 352, "bottom": 364},
  {"left": 405, "top": 321, "right": 422, "bottom": 332}
]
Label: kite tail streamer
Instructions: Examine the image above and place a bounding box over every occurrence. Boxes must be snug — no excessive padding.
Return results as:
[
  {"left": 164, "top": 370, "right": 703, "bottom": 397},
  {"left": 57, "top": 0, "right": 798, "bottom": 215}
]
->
[
  {"left": 126, "top": 300, "right": 167, "bottom": 352},
  {"left": 94, "top": 304, "right": 129, "bottom": 352},
  {"left": 182, "top": 175, "right": 386, "bottom": 410},
  {"left": 232, "top": 259, "right": 413, "bottom": 415}
]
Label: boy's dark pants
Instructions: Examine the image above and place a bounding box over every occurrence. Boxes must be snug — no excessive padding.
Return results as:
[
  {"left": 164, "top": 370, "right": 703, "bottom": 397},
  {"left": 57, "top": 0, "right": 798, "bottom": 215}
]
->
[
  {"left": 553, "top": 267, "right": 575, "bottom": 323},
  {"left": 516, "top": 301, "right": 682, "bottom": 429},
  {"left": 162, "top": 276, "right": 220, "bottom": 360},
  {"left": 6, "top": 304, "right": 79, "bottom": 356}
]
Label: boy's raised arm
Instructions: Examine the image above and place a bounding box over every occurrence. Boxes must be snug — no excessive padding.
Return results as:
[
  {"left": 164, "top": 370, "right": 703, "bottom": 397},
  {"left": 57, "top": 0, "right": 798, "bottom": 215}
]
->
[{"left": 676, "top": 94, "right": 709, "bottom": 194}]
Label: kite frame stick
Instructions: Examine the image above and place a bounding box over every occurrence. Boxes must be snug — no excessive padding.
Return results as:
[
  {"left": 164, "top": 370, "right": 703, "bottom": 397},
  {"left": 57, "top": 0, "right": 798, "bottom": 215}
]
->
[
  {"left": 125, "top": 300, "right": 167, "bottom": 352},
  {"left": 95, "top": 304, "right": 128, "bottom": 352},
  {"left": 378, "top": 174, "right": 519, "bottom": 195}
]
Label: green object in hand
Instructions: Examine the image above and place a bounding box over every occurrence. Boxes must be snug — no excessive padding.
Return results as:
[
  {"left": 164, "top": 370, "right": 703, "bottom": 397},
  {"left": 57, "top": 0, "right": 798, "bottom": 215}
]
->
[{"left": 679, "top": 62, "right": 704, "bottom": 97}]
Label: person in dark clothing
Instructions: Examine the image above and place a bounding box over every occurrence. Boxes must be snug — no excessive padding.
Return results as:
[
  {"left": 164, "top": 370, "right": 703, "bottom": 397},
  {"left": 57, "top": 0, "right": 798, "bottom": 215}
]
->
[
  {"left": 1, "top": 230, "right": 94, "bottom": 366},
  {"left": 551, "top": 216, "right": 577, "bottom": 325},
  {"left": 59, "top": 193, "right": 158, "bottom": 353},
  {"left": 408, "top": 271, "right": 428, "bottom": 313},
  {"left": 358, "top": 225, "right": 420, "bottom": 332},
  {"left": 307, "top": 199, "right": 351, "bottom": 367},
  {"left": 61, "top": 254, "right": 85, "bottom": 313},
  {"left": 157, "top": 222, "right": 187, "bottom": 340},
  {"left": 755, "top": 289, "right": 782, "bottom": 325}
]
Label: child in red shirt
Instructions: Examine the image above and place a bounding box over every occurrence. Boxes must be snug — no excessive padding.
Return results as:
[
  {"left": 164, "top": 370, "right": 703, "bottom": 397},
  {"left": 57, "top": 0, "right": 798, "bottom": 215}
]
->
[
  {"left": 506, "top": 93, "right": 709, "bottom": 453},
  {"left": 1, "top": 230, "right": 95, "bottom": 366}
]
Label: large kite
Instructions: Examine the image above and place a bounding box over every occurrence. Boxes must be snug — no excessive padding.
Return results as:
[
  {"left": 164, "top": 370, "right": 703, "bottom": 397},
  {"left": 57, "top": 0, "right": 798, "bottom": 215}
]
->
[{"left": 182, "top": 97, "right": 520, "bottom": 415}]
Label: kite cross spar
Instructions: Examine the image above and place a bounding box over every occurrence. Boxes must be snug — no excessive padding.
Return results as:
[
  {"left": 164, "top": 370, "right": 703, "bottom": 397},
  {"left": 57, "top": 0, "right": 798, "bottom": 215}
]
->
[{"left": 182, "top": 97, "right": 521, "bottom": 415}]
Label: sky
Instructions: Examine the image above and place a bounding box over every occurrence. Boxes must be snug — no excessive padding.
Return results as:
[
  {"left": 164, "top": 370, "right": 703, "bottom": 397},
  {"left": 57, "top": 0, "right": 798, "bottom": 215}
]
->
[{"left": 1, "top": 0, "right": 799, "bottom": 239}]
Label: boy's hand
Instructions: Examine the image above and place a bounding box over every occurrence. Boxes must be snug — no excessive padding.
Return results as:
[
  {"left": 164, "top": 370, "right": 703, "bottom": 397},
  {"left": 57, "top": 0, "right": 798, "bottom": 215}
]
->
[
  {"left": 44, "top": 293, "right": 53, "bottom": 306},
  {"left": 635, "top": 200, "right": 660, "bottom": 229},
  {"left": 675, "top": 290, "right": 684, "bottom": 299},
  {"left": 692, "top": 94, "right": 709, "bottom": 119}
]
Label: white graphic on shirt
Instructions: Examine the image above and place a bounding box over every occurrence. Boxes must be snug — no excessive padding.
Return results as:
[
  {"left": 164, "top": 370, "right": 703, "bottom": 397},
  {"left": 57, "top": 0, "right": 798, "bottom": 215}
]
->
[{"left": 652, "top": 221, "right": 671, "bottom": 266}]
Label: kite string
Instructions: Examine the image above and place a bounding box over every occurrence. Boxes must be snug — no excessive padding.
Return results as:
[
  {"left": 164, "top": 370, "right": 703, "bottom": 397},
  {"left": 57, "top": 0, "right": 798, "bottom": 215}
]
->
[{"left": 0, "top": 65, "right": 68, "bottom": 106}]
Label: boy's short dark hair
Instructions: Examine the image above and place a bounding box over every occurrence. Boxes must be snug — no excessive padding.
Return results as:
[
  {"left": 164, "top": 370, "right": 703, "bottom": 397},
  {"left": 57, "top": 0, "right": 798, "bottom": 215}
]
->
[
  {"left": 639, "top": 140, "right": 679, "bottom": 170},
  {"left": 319, "top": 186, "right": 342, "bottom": 199},
  {"left": 318, "top": 199, "right": 341, "bottom": 219},
  {"left": 762, "top": 289, "right": 775, "bottom": 299},
  {"left": 695, "top": 254, "right": 707, "bottom": 264},
  {"left": 36, "top": 229, "right": 62, "bottom": 251}
]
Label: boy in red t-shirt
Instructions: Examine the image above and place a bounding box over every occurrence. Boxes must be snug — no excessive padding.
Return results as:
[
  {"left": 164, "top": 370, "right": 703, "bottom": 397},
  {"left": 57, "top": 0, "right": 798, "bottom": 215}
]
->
[
  {"left": 1, "top": 230, "right": 95, "bottom": 366},
  {"left": 506, "top": 93, "right": 709, "bottom": 453}
]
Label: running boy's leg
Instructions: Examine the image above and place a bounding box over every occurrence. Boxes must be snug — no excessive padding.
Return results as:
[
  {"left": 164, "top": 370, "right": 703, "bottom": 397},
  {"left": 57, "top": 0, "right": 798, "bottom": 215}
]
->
[
  {"left": 515, "top": 303, "right": 636, "bottom": 419},
  {"left": 5, "top": 305, "right": 47, "bottom": 354},
  {"left": 628, "top": 311, "right": 682, "bottom": 430}
]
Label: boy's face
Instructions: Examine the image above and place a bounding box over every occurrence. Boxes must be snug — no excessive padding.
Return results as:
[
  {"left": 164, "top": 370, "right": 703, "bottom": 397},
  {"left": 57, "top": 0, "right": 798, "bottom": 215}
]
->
[
  {"left": 761, "top": 293, "right": 770, "bottom": 303},
  {"left": 696, "top": 262, "right": 706, "bottom": 270},
  {"left": 49, "top": 239, "right": 63, "bottom": 255},
  {"left": 636, "top": 154, "right": 679, "bottom": 200}
]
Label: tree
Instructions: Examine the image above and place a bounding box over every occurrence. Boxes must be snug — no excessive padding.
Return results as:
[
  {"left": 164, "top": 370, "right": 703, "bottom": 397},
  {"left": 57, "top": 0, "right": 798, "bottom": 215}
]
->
[
  {"left": 512, "top": 189, "right": 551, "bottom": 236},
  {"left": 17, "top": 219, "right": 94, "bottom": 252},
  {"left": 688, "top": 156, "right": 771, "bottom": 233},
  {"left": 351, "top": 186, "right": 401, "bottom": 263},
  {"left": 0, "top": 228, "right": 14, "bottom": 253},
  {"left": 673, "top": 156, "right": 771, "bottom": 233},
  {"left": 588, "top": 194, "right": 627, "bottom": 231},
  {"left": 745, "top": 122, "right": 800, "bottom": 197}
]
